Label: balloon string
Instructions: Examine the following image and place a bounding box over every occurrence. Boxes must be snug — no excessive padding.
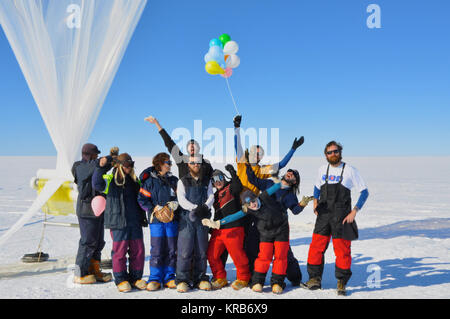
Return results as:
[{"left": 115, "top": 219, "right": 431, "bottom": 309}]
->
[{"left": 225, "top": 77, "right": 240, "bottom": 115}]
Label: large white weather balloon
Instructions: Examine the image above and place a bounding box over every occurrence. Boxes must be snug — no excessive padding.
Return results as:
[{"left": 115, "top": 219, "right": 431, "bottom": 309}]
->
[{"left": 0, "top": 0, "right": 147, "bottom": 247}]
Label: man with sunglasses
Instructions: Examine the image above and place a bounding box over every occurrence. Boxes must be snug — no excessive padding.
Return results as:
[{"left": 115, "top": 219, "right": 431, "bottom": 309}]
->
[
  {"left": 145, "top": 116, "right": 213, "bottom": 181},
  {"left": 175, "top": 155, "right": 215, "bottom": 292},
  {"left": 305, "top": 141, "right": 369, "bottom": 296}
]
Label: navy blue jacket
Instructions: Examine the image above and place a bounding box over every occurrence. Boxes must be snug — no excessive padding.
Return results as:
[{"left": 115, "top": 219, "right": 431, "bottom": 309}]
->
[
  {"left": 92, "top": 164, "right": 146, "bottom": 230},
  {"left": 246, "top": 164, "right": 304, "bottom": 215},
  {"left": 137, "top": 166, "right": 179, "bottom": 223}
]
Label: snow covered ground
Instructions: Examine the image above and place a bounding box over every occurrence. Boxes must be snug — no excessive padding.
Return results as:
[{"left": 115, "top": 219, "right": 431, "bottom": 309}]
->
[{"left": 0, "top": 156, "right": 449, "bottom": 299}]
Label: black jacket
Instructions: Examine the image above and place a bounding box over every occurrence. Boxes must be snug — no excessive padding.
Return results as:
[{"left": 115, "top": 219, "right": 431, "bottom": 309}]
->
[
  {"left": 247, "top": 191, "right": 289, "bottom": 241},
  {"left": 92, "top": 164, "right": 146, "bottom": 230},
  {"left": 72, "top": 159, "right": 99, "bottom": 218},
  {"left": 213, "top": 174, "right": 247, "bottom": 229},
  {"left": 159, "top": 128, "right": 214, "bottom": 180}
]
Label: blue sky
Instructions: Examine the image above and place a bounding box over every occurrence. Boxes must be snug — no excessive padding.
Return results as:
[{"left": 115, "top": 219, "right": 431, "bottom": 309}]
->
[{"left": 0, "top": 0, "right": 449, "bottom": 157}]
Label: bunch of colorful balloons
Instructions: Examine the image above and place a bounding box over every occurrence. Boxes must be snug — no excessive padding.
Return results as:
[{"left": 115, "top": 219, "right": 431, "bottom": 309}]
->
[{"left": 204, "top": 33, "right": 240, "bottom": 78}]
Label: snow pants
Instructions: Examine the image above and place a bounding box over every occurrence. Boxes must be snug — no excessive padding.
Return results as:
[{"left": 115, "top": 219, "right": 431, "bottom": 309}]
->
[
  {"left": 244, "top": 219, "right": 302, "bottom": 285},
  {"left": 75, "top": 215, "right": 105, "bottom": 277},
  {"left": 148, "top": 221, "right": 178, "bottom": 284},
  {"left": 307, "top": 233, "right": 352, "bottom": 284},
  {"left": 110, "top": 225, "right": 145, "bottom": 285},
  {"left": 207, "top": 226, "right": 251, "bottom": 282},
  {"left": 252, "top": 223, "right": 290, "bottom": 287},
  {"left": 175, "top": 212, "right": 209, "bottom": 286}
]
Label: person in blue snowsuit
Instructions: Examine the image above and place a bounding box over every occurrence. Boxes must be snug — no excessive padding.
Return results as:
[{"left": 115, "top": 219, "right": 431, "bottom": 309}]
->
[{"left": 138, "top": 152, "right": 180, "bottom": 291}]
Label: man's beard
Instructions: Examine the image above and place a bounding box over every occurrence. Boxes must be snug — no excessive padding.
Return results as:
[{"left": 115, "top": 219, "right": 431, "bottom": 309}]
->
[
  {"left": 327, "top": 154, "right": 342, "bottom": 165},
  {"left": 282, "top": 175, "right": 296, "bottom": 186}
]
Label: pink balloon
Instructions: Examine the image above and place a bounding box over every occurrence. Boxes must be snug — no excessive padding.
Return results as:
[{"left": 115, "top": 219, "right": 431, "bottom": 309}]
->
[
  {"left": 220, "top": 67, "right": 233, "bottom": 78},
  {"left": 91, "top": 196, "right": 106, "bottom": 217}
]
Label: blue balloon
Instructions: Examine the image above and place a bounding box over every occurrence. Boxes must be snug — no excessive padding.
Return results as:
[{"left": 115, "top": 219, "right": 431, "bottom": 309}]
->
[
  {"left": 209, "top": 38, "right": 223, "bottom": 48},
  {"left": 208, "top": 45, "right": 225, "bottom": 65}
]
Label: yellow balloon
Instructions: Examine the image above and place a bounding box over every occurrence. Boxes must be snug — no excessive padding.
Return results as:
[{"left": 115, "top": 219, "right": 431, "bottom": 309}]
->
[{"left": 205, "top": 61, "right": 225, "bottom": 75}]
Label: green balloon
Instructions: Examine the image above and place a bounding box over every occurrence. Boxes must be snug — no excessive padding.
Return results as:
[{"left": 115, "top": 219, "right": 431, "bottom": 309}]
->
[{"left": 219, "top": 33, "right": 231, "bottom": 46}]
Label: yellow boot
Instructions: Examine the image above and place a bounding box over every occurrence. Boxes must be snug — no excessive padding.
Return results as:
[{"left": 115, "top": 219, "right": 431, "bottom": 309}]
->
[
  {"left": 73, "top": 274, "right": 96, "bottom": 284},
  {"left": 89, "top": 259, "right": 112, "bottom": 283}
]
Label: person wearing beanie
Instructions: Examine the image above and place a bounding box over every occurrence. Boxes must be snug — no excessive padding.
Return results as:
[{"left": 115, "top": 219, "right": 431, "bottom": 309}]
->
[
  {"left": 206, "top": 165, "right": 251, "bottom": 290},
  {"left": 144, "top": 116, "right": 214, "bottom": 180},
  {"left": 71, "top": 143, "right": 111, "bottom": 285},
  {"left": 137, "top": 152, "right": 180, "bottom": 291},
  {"left": 245, "top": 164, "right": 313, "bottom": 286},
  {"left": 92, "top": 150, "right": 148, "bottom": 293}
]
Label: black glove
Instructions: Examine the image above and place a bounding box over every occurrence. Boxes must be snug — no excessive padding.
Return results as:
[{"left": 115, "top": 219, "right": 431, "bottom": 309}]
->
[
  {"left": 233, "top": 115, "right": 242, "bottom": 128},
  {"left": 225, "top": 164, "right": 237, "bottom": 177},
  {"left": 292, "top": 136, "right": 305, "bottom": 150},
  {"left": 193, "top": 204, "right": 211, "bottom": 219}
]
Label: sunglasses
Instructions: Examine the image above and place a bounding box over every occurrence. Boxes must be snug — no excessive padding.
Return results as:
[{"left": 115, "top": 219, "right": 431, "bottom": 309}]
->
[
  {"left": 164, "top": 160, "right": 172, "bottom": 166},
  {"left": 188, "top": 161, "right": 202, "bottom": 166},
  {"left": 326, "top": 150, "right": 340, "bottom": 155}
]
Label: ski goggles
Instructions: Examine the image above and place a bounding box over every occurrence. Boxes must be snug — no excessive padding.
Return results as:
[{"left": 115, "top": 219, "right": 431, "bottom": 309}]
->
[
  {"left": 212, "top": 174, "right": 225, "bottom": 184},
  {"left": 244, "top": 196, "right": 258, "bottom": 205}
]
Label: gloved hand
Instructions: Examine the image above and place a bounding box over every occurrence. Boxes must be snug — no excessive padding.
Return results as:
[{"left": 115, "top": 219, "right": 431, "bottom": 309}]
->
[
  {"left": 292, "top": 136, "right": 305, "bottom": 150},
  {"left": 299, "top": 196, "right": 314, "bottom": 207},
  {"left": 167, "top": 201, "right": 179, "bottom": 211},
  {"left": 233, "top": 115, "right": 242, "bottom": 128},
  {"left": 202, "top": 218, "right": 220, "bottom": 229},
  {"left": 190, "top": 204, "right": 211, "bottom": 222},
  {"left": 225, "top": 164, "right": 237, "bottom": 176}
]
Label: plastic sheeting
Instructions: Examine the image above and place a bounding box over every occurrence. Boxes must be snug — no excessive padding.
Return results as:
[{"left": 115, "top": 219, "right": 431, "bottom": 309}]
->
[{"left": 0, "top": 0, "right": 147, "bottom": 247}]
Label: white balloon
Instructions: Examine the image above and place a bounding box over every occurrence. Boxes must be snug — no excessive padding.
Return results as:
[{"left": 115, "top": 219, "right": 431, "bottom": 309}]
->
[
  {"left": 223, "top": 41, "right": 239, "bottom": 55},
  {"left": 226, "top": 54, "right": 240, "bottom": 69}
]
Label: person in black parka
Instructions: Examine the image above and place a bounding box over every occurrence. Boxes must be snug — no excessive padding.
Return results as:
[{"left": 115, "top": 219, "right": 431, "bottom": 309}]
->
[{"left": 72, "top": 143, "right": 111, "bottom": 284}]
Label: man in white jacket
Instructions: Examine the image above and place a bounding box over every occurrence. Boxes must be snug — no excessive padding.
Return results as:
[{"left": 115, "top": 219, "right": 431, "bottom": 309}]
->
[{"left": 175, "top": 155, "right": 215, "bottom": 293}]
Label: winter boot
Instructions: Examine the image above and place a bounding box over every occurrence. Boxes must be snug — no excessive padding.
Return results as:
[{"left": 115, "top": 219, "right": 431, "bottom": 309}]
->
[
  {"left": 117, "top": 281, "right": 132, "bottom": 293},
  {"left": 305, "top": 277, "right": 322, "bottom": 290},
  {"left": 251, "top": 283, "right": 263, "bottom": 293},
  {"left": 272, "top": 284, "right": 284, "bottom": 294},
  {"left": 337, "top": 280, "right": 347, "bottom": 296},
  {"left": 89, "top": 259, "right": 112, "bottom": 283},
  {"left": 133, "top": 279, "right": 148, "bottom": 290},
  {"left": 231, "top": 279, "right": 248, "bottom": 290},
  {"left": 211, "top": 278, "right": 228, "bottom": 290},
  {"left": 146, "top": 281, "right": 161, "bottom": 291},
  {"left": 197, "top": 280, "right": 212, "bottom": 291},
  {"left": 176, "top": 282, "right": 190, "bottom": 293},
  {"left": 164, "top": 280, "right": 176, "bottom": 289},
  {"left": 73, "top": 274, "right": 96, "bottom": 284}
]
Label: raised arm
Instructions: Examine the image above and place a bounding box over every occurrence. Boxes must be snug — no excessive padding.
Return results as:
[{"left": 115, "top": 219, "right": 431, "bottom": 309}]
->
[
  {"left": 271, "top": 137, "right": 304, "bottom": 172},
  {"left": 145, "top": 116, "right": 184, "bottom": 161},
  {"left": 233, "top": 115, "right": 245, "bottom": 163}
]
